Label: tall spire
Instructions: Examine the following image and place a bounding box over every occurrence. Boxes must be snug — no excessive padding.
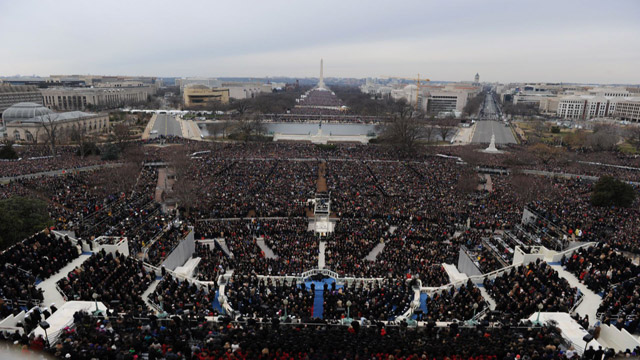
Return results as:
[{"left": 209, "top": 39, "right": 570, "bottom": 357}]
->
[{"left": 318, "top": 58, "right": 325, "bottom": 88}]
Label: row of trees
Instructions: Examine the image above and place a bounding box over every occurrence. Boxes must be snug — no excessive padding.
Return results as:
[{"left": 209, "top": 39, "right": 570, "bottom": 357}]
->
[{"left": 376, "top": 102, "right": 459, "bottom": 156}]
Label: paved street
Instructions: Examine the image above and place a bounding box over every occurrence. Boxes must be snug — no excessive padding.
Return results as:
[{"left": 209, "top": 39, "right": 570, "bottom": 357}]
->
[
  {"left": 471, "top": 120, "right": 517, "bottom": 144},
  {"left": 150, "top": 114, "right": 182, "bottom": 138}
]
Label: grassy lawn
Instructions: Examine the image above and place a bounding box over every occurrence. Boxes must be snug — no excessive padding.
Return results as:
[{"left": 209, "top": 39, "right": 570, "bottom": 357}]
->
[{"left": 618, "top": 142, "right": 640, "bottom": 154}]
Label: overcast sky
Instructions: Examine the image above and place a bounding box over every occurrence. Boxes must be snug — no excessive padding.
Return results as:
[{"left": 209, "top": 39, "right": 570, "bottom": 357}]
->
[{"left": 1, "top": 0, "right": 639, "bottom": 84}]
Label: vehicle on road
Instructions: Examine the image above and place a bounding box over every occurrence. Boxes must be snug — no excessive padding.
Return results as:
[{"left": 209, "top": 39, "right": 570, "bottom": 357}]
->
[{"left": 150, "top": 130, "right": 158, "bottom": 134}]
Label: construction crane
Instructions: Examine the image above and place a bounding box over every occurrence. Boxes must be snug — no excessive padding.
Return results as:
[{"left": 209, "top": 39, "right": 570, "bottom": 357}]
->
[{"left": 381, "top": 74, "right": 431, "bottom": 109}]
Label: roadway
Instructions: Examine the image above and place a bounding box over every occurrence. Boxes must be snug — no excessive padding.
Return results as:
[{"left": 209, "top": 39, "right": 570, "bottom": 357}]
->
[
  {"left": 150, "top": 114, "right": 182, "bottom": 138},
  {"left": 471, "top": 120, "right": 517, "bottom": 144}
]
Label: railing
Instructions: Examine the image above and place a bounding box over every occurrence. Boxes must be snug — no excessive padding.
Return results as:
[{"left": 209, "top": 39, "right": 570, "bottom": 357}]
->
[{"left": 56, "top": 284, "right": 69, "bottom": 301}]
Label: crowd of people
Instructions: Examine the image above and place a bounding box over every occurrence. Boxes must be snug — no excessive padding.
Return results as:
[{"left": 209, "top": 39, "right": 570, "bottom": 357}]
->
[
  {"left": 484, "top": 261, "right": 579, "bottom": 323},
  {"left": 323, "top": 279, "right": 414, "bottom": 322},
  {"left": 12, "top": 311, "right": 596, "bottom": 360},
  {"left": 56, "top": 250, "right": 153, "bottom": 313},
  {"left": 225, "top": 275, "right": 314, "bottom": 320},
  {"left": 149, "top": 275, "right": 219, "bottom": 317},
  {"left": 562, "top": 243, "right": 640, "bottom": 294},
  {"left": 597, "top": 276, "right": 640, "bottom": 334},
  {"left": 2, "top": 137, "right": 640, "bottom": 358},
  {"left": 423, "top": 281, "right": 487, "bottom": 322}
]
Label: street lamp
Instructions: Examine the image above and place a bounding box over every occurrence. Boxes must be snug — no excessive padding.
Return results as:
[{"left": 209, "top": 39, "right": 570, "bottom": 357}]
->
[
  {"left": 281, "top": 299, "right": 289, "bottom": 321},
  {"left": 344, "top": 300, "right": 353, "bottom": 324},
  {"left": 158, "top": 295, "right": 167, "bottom": 318},
  {"left": 533, "top": 303, "right": 544, "bottom": 326},
  {"left": 218, "top": 294, "right": 226, "bottom": 315},
  {"left": 465, "top": 303, "right": 480, "bottom": 326},
  {"left": 92, "top": 293, "right": 101, "bottom": 316}
]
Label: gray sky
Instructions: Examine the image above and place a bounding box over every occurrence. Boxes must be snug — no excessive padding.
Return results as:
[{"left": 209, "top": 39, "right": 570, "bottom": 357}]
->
[{"left": 1, "top": 0, "right": 639, "bottom": 84}]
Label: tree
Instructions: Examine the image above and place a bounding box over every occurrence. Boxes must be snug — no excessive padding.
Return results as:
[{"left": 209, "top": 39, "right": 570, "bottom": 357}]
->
[
  {"left": 587, "top": 124, "right": 619, "bottom": 151},
  {"left": 463, "top": 93, "right": 484, "bottom": 117},
  {"left": 377, "top": 103, "right": 427, "bottom": 156},
  {"left": 510, "top": 174, "right": 556, "bottom": 205},
  {"left": 529, "top": 143, "right": 564, "bottom": 165},
  {"left": 627, "top": 126, "right": 640, "bottom": 152},
  {"left": 111, "top": 123, "right": 131, "bottom": 151},
  {"left": 0, "top": 197, "right": 53, "bottom": 250},
  {"left": 231, "top": 115, "right": 266, "bottom": 141},
  {"left": 167, "top": 150, "right": 198, "bottom": 216},
  {"left": 456, "top": 170, "right": 479, "bottom": 194},
  {"left": 39, "top": 113, "right": 61, "bottom": 156},
  {"left": 591, "top": 176, "right": 636, "bottom": 208},
  {"left": 70, "top": 124, "right": 90, "bottom": 159},
  {"left": 0, "top": 141, "right": 19, "bottom": 160},
  {"left": 435, "top": 119, "right": 458, "bottom": 141}
]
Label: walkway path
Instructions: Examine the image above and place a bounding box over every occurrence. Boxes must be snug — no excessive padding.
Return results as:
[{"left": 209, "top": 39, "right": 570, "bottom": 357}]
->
[
  {"left": 141, "top": 278, "right": 162, "bottom": 314},
  {"left": 37, "top": 253, "right": 92, "bottom": 307},
  {"left": 365, "top": 243, "right": 385, "bottom": 261},
  {"left": 142, "top": 114, "right": 158, "bottom": 140},
  {"left": 214, "top": 239, "right": 232, "bottom": 257},
  {"left": 478, "top": 287, "right": 497, "bottom": 311},
  {"left": 317, "top": 162, "right": 328, "bottom": 192},
  {"left": 550, "top": 264, "right": 602, "bottom": 326},
  {"left": 318, "top": 241, "right": 326, "bottom": 269},
  {"left": 256, "top": 237, "right": 277, "bottom": 259}
]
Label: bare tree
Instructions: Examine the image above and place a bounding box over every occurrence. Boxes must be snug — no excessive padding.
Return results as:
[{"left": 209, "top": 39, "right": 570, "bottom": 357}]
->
[
  {"left": 436, "top": 119, "right": 458, "bottom": 141},
  {"left": 529, "top": 143, "right": 565, "bottom": 165},
  {"left": 588, "top": 124, "right": 619, "bottom": 151},
  {"left": 111, "top": 123, "right": 131, "bottom": 150},
  {"left": 167, "top": 150, "right": 199, "bottom": 216},
  {"left": 70, "top": 123, "right": 90, "bottom": 159},
  {"left": 378, "top": 103, "right": 428, "bottom": 156},
  {"left": 510, "top": 174, "right": 557, "bottom": 205},
  {"left": 628, "top": 126, "right": 640, "bottom": 152},
  {"left": 39, "top": 113, "right": 61, "bottom": 156},
  {"left": 456, "top": 170, "right": 480, "bottom": 194}
]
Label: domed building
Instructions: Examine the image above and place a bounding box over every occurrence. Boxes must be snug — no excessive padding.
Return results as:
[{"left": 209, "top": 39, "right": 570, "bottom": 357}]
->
[
  {"left": 3, "top": 102, "right": 109, "bottom": 143},
  {"left": 1, "top": 102, "right": 53, "bottom": 127}
]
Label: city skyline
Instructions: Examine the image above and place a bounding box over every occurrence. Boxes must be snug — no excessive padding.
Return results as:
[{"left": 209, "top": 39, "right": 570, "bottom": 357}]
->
[{"left": 1, "top": 0, "right": 639, "bottom": 84}]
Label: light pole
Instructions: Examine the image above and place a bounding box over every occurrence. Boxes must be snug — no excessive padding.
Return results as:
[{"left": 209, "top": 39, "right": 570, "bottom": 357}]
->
[
  {"left": 158, "top": 295, "right": 167, "bottom": 318},
  {"left": 533, "top": 303, "right": 544, "bottom": 326},
  {"left": 281, "top": 299, "right": 288, "bottom": 321},
  {"left": 465, "top": 303, "right": 479, "bottom": 326},
  {"left": 92, "top": 293, "right": 101, "bottom": 316},
  {"left": 344, "top": 300, "right": 353, "bottom": 324}
]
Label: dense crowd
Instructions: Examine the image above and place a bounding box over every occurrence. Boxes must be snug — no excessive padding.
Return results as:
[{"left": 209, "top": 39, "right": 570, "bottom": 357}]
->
[
  {"left": 4, "top": 139, "right": 640, "bottom": 358},
  {"left": 323, "top": 279, "right": 414, "bottom": 321},
  {"left": 57, "top": 250, "right": 153, "bottom": 313},
  {"left": 149, "top": 276, "right": 218, "bottom": 317},
  {"left": 225, "top": 275, "right": 314, "bottom": 320},
  {"left": 484, "top": 261, "right": 579, "bottom": 323},
  {"left": 598, "top": 276, "right": 640, "bottom": 334},
  {"left": 10, "top": 311, "right": 592, "bottom": 360},
  {"left": 563, "top": 243, "right": 640, "bottom": 294},
  {"left": 423, "top": 281, "right": 487, "bottom": 322}
]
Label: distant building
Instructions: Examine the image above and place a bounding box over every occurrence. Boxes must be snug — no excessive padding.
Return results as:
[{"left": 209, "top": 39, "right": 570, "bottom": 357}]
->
[
  {"left": 0, "top": 84, "right": 43, "bottom": 117},
  {"left": 41, "top": 86, "right": 154, "bottom": 111},
  {"left": 183, "top": 85, "right": 229, "bottom": 107},
  {"left": 221, "top": 82, "right": 272, "bottom": 100},
  {"left": 556, "top": 95, "right": 621, "bottom": 120},
  {"left": 614, "top": 99, "right": 640, "bottom": 122},
  {"left": 425, "top": 91, "right": 470, "bottom": 115},
  {"left": 474, "top": 73, "right": 480, "bottom": 84},
  {"left": 177, "top": 78, "right": 221, "bottom": 92},
  {"left": 3, "top": 102, "right": 108, "bottom": 143}
]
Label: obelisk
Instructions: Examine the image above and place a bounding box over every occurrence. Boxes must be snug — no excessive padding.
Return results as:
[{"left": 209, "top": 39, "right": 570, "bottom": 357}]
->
[{"left": 318, "top": 59, "right": 325, "bottom": 88}]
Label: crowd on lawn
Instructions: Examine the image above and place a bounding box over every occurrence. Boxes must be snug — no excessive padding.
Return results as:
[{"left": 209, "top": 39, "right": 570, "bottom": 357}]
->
[{"left": 2, "top": 139, "right": 640, "bottom": 359}]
